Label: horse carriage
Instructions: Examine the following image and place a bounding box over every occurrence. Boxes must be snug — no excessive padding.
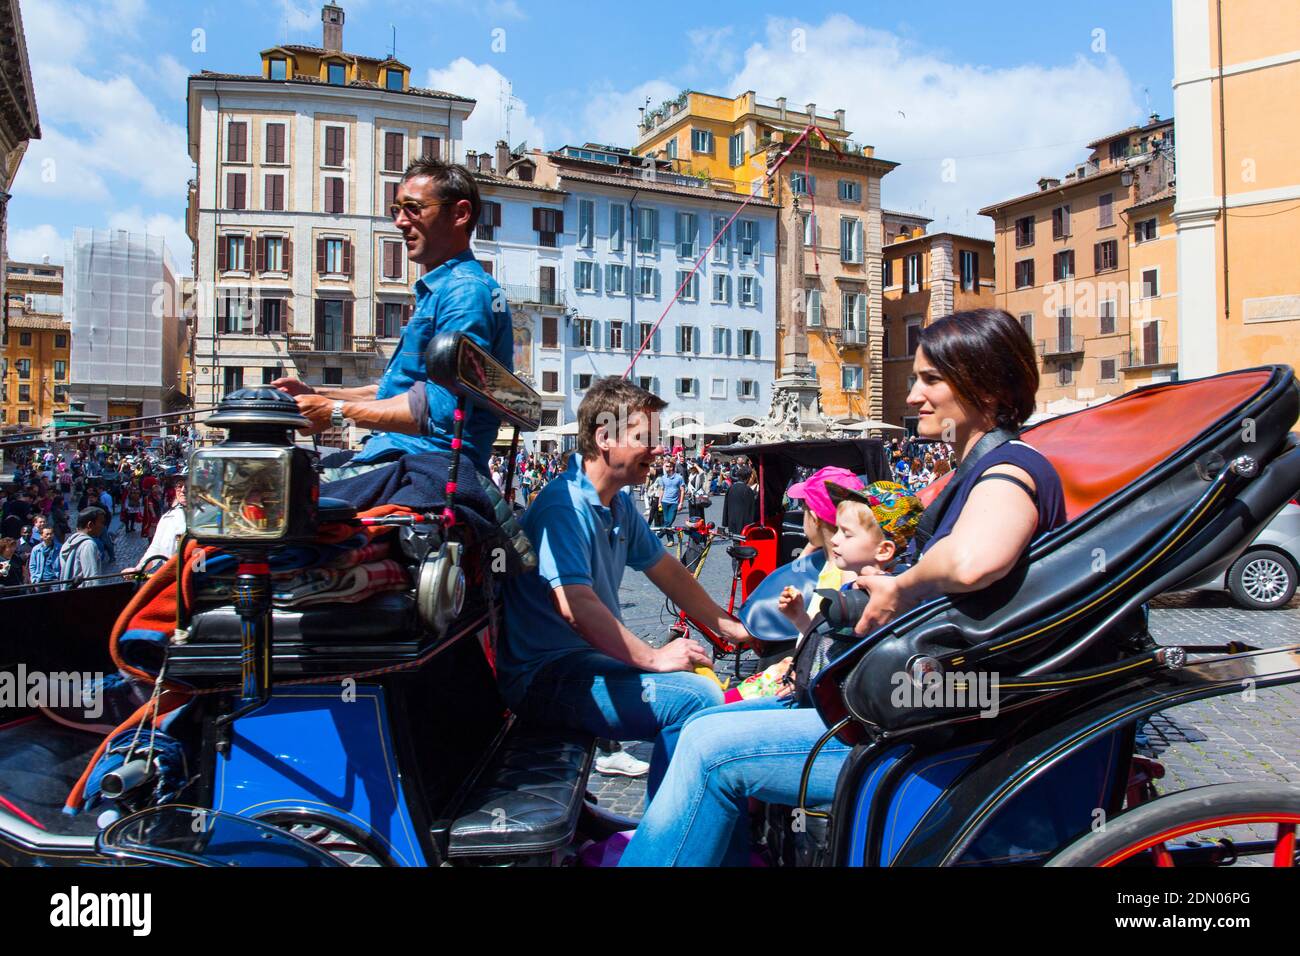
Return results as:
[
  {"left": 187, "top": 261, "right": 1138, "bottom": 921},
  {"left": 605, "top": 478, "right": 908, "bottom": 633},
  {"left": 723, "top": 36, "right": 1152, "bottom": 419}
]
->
[{"left": 0, "top": 335, "right": 1296, "bottom": 867}]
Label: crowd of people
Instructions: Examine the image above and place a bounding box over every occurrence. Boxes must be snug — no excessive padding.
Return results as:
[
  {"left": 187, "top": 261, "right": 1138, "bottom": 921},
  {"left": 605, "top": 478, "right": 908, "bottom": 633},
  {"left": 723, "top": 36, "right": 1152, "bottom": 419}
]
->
[{"left": 0, "top": 435, "right": 191, "bottom": 591}]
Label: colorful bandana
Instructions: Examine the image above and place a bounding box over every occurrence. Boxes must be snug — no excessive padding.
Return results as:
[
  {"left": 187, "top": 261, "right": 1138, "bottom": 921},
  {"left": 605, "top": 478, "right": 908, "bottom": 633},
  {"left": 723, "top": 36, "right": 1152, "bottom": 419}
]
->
[{"left": 825, "top": 479, "right": 925, "bottom": 546}]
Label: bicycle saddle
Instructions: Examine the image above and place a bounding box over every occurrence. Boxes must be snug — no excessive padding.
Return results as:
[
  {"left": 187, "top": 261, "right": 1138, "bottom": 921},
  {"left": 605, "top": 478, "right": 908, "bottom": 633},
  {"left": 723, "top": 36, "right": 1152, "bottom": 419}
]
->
[{"left": 728, "top": 545, "right": 759, "bottom": 562}]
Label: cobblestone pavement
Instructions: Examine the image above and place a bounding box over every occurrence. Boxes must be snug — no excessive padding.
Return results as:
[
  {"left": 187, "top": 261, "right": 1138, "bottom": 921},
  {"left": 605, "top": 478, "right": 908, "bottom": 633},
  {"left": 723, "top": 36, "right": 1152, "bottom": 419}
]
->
[
  {"left": 99, "top": 511, "right": 153, "bottom": 578},
  {"left": 588, "top": 497, "right": 1300, "bottom": 828}
]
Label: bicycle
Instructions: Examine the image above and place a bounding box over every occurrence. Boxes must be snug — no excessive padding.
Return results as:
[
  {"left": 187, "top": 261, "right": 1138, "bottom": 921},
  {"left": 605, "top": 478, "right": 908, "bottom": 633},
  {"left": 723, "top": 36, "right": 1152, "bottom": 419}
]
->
[{"left": 657, "top": 520, "right": 764, "bottom": 683}]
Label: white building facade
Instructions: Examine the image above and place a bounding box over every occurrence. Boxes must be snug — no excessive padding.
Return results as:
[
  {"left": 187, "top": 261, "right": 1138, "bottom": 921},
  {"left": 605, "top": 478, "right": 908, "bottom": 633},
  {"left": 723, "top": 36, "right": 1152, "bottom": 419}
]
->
[
  {"left": 186, "top": 46, "right": 474, "bottom": 445},
  {"left": 527, "top": 148, "right": 778, "bottom": 438}
]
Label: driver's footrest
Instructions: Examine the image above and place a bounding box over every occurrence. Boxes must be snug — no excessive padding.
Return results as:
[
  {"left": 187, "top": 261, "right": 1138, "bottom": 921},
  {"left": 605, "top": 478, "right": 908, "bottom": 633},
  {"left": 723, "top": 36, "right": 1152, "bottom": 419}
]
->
[{"left": 447, "top": 725, "right": 595, "bottom": 859}]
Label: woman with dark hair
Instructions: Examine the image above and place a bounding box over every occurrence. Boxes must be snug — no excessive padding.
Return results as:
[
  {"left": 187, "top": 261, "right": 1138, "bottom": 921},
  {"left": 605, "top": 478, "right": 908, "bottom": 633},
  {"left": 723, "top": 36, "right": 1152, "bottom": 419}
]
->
[{"left": 620, "top": 308, "right": 1066, "bottom": 866}]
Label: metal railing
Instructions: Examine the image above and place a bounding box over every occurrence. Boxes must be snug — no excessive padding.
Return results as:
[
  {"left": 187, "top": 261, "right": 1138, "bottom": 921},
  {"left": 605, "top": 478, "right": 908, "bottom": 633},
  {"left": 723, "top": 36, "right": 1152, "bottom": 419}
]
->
[
  {"left": 501, "top": 284, "right": 564, "bottom": 307},
  {"left": 1123, "top": 346, "right": 1178, "bottom": 369},
  {"left": 1039, "top": 336, "right": 1085, "bottom": 357}
]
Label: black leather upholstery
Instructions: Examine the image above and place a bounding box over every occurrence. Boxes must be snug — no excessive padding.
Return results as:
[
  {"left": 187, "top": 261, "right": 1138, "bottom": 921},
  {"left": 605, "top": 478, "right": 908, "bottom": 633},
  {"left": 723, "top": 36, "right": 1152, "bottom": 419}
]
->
[{"left": 447, "top": 725, "right": 594, "bottom": 858}]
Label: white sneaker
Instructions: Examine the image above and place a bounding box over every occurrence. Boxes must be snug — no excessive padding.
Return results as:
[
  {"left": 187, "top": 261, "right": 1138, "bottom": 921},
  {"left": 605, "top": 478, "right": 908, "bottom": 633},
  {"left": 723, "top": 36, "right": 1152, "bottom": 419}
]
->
[{"left": 594, "top": 750, "right": 649, "bottom": 777}]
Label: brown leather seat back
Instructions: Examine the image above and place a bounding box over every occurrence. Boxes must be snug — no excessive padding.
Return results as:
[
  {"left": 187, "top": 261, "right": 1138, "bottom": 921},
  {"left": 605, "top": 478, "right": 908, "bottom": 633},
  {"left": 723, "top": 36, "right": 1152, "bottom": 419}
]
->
[{"left": 917, "top": 370, "right": 1275, "bottom": 521}]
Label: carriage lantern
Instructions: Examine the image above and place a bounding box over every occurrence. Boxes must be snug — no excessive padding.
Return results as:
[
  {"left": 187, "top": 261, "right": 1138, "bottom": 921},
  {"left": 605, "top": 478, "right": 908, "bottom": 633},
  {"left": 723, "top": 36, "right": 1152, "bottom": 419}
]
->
[
  {"left": 186, "top": 387, "right": 320, "bottom": 725},
  {"left": 186, "top": 388, "right": 319, "bottom": 545}
]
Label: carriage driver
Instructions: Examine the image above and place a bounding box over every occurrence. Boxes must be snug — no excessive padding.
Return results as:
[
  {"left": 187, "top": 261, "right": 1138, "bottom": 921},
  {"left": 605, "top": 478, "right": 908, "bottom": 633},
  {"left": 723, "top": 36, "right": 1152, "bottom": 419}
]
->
[
  {"left": 497, "top": 377, "right": 753, "bottom": 789},
  {"left": 274, "top": 158, "right": 511, "bottom": 480}
]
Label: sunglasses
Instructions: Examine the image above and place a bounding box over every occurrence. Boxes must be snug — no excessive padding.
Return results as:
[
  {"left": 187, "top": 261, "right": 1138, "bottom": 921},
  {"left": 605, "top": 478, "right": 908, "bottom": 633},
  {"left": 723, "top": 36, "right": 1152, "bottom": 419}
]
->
[{"left": 388, "top": 199, "right": 454, "bottom": 222}]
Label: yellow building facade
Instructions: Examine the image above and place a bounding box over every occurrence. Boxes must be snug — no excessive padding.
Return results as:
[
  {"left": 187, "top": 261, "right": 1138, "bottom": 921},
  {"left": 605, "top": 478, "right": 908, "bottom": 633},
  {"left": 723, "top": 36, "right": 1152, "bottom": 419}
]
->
[
  {"left": 636, "top": 91, "right": 898, "bottom": 421},
  {"left": 2, "top": 260, "right": 69, "bottom": 429},
  {"left": 1173, "top": 0, "right": 1300, "bottom": 376}
]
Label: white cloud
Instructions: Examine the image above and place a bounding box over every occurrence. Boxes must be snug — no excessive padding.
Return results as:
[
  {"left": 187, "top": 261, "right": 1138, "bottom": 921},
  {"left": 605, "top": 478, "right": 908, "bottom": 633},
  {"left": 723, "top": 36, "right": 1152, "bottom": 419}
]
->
[
  {"left": 12, "top": 127, "right": 113, "bottom": 201},
  {"left": 16, "top": 63, "right": 192, "bottom": 201},
  {"left": 724, "top": 16, "right": 1142, "bottom": 235},
  {"left": 686, "top": 26, "right": 738, "bottom": 78},
  {"left": 275, "top": 0, "right": 317, "bottom": 34},
  {"left": 484, "top": 0, "right": 527, "bottom": 21},
  {"left": 107, "top": 208, "right": 192, "bottom": 276},
  {"left": 22, "top": 0, "right": 148, "bottom": 66},
  {"left": 6, "top": 224, "right": 69, "bottom": 266},
  {"left": 425, "top": 58, "right": 547, "bottom": 158},
  {"left": 547, "top": 78, "right": 681, "bottom": 152}
]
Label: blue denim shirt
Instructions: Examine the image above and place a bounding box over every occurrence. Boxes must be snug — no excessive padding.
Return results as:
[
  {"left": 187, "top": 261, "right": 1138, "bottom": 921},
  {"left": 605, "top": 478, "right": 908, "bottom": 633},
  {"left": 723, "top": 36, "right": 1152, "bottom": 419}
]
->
[
  {"left": 354, "top": 249, "right": 513, "bottom": 472},
  {"left": 497, "top": 455, "right": 667, "bottom": 705}
]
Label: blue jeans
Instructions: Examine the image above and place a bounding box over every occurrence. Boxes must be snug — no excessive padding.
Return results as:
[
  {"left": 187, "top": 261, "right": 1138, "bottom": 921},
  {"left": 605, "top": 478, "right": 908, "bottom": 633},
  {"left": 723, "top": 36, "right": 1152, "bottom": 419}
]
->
[
  {"left": 647, "top": 693, "right": 794, "bottom": 797},
  {"left": 661, "top": 501, "right": 679, "bottom": 527},
  {"left": 620, "top": 704, "right": 851, "bottom": 866},
  {"left": 511, "top": 650, "right": 724, "bottom": 786}
]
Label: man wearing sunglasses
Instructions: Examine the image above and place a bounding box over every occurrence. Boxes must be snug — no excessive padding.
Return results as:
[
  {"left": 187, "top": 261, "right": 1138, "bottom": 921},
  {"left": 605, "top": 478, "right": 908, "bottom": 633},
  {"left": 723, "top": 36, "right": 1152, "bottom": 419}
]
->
[{"left": 273, "top": 158, "right": 512, "bottom": 480}]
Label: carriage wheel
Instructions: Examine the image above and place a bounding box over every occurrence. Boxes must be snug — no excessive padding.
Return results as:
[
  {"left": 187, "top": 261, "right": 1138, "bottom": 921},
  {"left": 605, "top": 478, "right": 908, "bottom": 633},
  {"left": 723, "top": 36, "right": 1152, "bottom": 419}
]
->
[{"left": 1046, "top": 783, "right": 1300, "bottom": 867}]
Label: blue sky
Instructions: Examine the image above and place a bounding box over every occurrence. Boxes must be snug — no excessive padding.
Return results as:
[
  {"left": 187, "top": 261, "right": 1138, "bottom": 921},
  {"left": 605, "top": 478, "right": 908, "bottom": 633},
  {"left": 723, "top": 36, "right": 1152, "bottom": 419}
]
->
[{"left": 10, "top": 0, "right": 1176, "bottom": 274}]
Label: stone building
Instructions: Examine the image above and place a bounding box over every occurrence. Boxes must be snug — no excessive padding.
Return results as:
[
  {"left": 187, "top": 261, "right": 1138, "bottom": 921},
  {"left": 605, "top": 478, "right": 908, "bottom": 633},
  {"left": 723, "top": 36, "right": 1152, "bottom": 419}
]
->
[{"left": 2, "top": 259, "right": 68, "bottom": 430}]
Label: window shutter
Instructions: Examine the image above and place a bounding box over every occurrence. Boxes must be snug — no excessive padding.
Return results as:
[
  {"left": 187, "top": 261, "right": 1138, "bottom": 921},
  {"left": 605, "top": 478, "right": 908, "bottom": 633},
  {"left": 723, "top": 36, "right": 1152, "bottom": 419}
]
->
[
  {"left": 653, "top": 270, "right": 661, "bottom": 298},
  {"left": 751, "top": 330, "right": 760, "bottom": 357},
  {"left": 375, "top": 302, "right": 383, "bottom": 336},
  {"left": 284, "top": 236, "right": 292, "bottom": 277},
  {"left": 217, "top": 237, "right": 228, "bottom": 272},
  {"left": 343, "top": 300, "right": 354, "bottom": 348},
  {"left": 255, "top": 237, "right": 266, "bottom": 273},
  {"left": 572, "top": 373, "right": 581, "bottom": 392},
  {"left": 532, "top": 208, "right": 543, "bottom": 231},
  {"left": 241, "top": 292, "right": 254, "bottom": 334},
  {"left": 316, "top": 238, "right": 326, "bottom": 274},
  {"left": 403, "top": 303, "right": 412, "bottom": 328},
  {"left": 342, "top": 240, "right": 353, "bottom": 276}
]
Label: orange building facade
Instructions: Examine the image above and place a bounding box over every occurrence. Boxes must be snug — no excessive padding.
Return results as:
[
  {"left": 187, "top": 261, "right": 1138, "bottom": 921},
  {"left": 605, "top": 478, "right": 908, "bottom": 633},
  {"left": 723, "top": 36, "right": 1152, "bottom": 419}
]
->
[
  {"left": 881, "top": 224, "right": 995, "bottom": 431},
  {"left": 981, "top": 117, "right": 1177, "bottom": 411},
  {"left": 1172, "top": 0, "right": 1300, "bottom": 377},
  {"left": 1, "top": 260, "right": 69, "bottom": 430}
]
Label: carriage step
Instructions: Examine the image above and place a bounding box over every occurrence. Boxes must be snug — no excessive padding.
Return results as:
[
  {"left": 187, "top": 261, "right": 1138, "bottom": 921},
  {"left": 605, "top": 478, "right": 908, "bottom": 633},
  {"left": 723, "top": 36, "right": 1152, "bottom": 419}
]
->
[{"left": 446, "top": 725, "right": 595, "bottom": 858}]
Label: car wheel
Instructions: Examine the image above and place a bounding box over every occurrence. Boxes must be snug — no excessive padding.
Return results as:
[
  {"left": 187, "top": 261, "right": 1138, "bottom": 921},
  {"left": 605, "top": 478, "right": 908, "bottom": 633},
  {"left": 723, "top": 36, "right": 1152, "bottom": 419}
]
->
[{"left": 1226, "top": 549, "right": 1297, "bottom": 610}]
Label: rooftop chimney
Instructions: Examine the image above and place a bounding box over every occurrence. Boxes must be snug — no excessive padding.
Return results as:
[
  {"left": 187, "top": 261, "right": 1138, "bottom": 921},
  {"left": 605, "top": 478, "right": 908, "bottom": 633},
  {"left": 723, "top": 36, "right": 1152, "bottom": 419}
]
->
[
  {"left": 322, "top": 3, "right": 345, "bottom": 53},
  {"left": 466, "top": 149, "right": 477, "bottom": 169},
  {"left": 805, "top": 102, "right": 816, "bottom": 122},
  {"left": 496, "top": 140, "right": 510, "bottom": 174},
  {"left": 776, "top": 96, "right": 787, "bottom": 119},
  {"left": 478, "top": 153, "right": 493, "bottom": 174},
  {"left": 1037, "top": 177, "right": 1061, "bottom": 191},
  {"left": 833, "top": 108, "right": 845, "bottom": 129}
]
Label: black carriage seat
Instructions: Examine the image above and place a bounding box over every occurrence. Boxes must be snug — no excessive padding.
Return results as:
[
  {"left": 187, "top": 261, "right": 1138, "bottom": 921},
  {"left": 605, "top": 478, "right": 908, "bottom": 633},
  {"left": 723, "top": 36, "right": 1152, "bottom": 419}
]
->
[
  {"left": 728, "top": 545, "right": 759, "bottom": 562},
  {"left": 445, "top": 722, "right": 595, "bottom": 859},
  {"left": 831, "top": 367, "right": 1300, "bottom": 730}
]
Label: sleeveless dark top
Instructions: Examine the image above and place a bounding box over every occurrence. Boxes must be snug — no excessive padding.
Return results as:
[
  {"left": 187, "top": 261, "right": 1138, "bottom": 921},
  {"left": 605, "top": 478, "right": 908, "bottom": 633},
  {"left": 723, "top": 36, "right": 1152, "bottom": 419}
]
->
[{"left": 920, "top": 441, "right": 1066, "bottom": 555}]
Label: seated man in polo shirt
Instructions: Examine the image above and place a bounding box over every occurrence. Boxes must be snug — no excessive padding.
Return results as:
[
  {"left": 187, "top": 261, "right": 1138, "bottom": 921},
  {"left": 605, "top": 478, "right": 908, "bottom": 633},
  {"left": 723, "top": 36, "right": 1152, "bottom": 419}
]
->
[{"left": 498, "top": 377, "right": 752, "bottom": 790}]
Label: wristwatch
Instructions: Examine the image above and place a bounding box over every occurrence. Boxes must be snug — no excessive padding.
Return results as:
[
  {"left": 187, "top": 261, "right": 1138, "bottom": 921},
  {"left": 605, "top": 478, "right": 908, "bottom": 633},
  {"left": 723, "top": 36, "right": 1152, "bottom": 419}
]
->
[{"left": 330, "top": 400, "right": 348, "bottom": 429}]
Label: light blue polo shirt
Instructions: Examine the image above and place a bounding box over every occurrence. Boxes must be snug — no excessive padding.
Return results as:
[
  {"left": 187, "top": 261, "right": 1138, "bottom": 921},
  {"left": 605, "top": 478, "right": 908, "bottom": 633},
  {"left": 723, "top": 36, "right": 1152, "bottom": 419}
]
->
[
  {"left": 355, "top": 249, "right": 512, "bottom": 472},
  {"left": 497, "top": 454, "right": 667, "bottom": 705}
]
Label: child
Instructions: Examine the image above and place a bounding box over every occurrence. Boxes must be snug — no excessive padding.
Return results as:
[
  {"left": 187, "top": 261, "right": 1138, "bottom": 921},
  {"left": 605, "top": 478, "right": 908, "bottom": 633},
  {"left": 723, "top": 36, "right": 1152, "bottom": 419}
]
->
[
  {"left": 721, "top": 466, "right": 864, "bottom": 702},
  {"left": 728, "top": 480, "right": 922, "bottom": 702}
]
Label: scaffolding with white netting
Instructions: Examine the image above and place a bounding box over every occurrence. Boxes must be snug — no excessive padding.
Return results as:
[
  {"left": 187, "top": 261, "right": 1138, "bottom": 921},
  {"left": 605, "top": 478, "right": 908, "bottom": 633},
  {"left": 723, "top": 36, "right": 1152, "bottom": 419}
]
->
[{"left": 67, "top": 228, "right": 181, "bottom": 420}]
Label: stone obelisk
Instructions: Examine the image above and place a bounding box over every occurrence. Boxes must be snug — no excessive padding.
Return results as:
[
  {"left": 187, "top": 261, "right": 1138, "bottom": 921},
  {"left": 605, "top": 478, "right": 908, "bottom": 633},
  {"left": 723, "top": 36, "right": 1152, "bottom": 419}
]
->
[{"left": 753, "top": 195, "right": 833, "bottom": 441}]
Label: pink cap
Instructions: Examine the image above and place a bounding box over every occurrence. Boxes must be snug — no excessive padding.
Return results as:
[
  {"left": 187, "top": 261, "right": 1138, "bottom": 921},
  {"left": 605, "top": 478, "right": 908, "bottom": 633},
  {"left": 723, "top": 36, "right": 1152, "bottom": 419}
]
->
[{"left": 786, "top": 466, "right": 863, "bottom": 525}]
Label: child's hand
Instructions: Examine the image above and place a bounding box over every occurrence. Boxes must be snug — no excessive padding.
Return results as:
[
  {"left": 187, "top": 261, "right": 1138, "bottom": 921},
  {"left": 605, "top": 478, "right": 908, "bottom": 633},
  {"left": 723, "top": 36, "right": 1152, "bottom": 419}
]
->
[
  {"left": 777, "top": 586, "right": 804, "bottom": 620},
  {"left": 773, "top": 657, "right": 796, "bottom": 697}
]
